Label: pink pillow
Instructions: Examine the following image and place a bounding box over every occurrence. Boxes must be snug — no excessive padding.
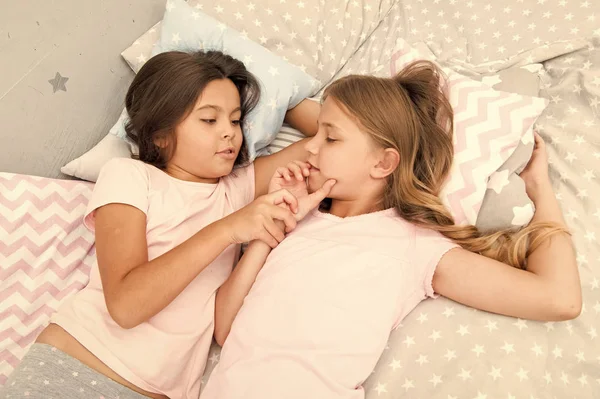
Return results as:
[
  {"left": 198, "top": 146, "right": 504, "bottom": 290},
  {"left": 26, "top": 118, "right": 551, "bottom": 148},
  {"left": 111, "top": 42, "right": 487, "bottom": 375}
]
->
[
  {"left": 0, "top": 173, "right": 95, "bottom": 386},
  {"left": 390, "top": 39, "right": 547, "bottom": 226}
]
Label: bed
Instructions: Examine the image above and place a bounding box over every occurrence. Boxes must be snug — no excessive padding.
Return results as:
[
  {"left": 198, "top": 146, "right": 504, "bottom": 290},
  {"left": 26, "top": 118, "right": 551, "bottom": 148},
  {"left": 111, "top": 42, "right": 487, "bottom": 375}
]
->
[{"left": 1, "top": 1, "right": 599, "bottom": 397}]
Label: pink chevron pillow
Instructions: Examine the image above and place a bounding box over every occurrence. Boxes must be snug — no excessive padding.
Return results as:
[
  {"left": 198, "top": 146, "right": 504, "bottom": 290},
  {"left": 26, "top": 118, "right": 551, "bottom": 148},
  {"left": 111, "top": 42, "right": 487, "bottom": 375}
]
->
[
  {"left": 0, "top": 173, "right": 95, "bottom": 386},
  {"left": 390, "top": 39, "right": 548, "bottom": 226}
]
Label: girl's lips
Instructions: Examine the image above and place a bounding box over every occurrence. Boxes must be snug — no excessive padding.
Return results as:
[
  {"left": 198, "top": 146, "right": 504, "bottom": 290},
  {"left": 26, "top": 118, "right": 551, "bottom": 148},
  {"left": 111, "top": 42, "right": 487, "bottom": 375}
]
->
[{"left": 216, "top": 148, "right": 236, "bottom": 160}]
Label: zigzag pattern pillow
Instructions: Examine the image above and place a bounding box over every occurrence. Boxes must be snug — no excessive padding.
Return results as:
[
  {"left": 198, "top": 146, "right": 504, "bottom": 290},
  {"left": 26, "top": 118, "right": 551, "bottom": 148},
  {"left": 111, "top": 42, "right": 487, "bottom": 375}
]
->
[
  {"left": 0, "top": 174, "right": 95, "bottom": 386},
  {"left": 391, "top": 39, "right": 547, "bottom": 226}
]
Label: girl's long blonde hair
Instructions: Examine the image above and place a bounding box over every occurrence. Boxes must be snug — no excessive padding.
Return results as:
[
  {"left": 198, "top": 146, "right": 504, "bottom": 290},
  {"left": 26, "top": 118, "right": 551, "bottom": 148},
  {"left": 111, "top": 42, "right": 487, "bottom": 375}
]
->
[{"left": 323, "top": 61, "right": 566, "bottom": 269}]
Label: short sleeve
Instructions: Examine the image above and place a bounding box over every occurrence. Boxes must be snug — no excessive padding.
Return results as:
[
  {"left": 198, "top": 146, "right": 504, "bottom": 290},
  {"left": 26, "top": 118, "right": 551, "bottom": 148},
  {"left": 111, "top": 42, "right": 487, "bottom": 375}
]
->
[
  {"left": 414, "top": 228, "right": 460, "bottom": 298},
  {"left": 221, "top": 163, "right": 256, "bottom": 211},
  {"left": 83, "top": 158, "right": 150, "bottom": 231}
]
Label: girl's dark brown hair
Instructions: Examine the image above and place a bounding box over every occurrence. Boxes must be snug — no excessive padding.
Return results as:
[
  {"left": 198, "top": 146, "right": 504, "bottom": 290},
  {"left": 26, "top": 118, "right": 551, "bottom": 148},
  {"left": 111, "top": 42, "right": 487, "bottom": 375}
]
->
[
  {"left": 323, "top": 61, "right": 568, "bottom": 269},
  {"left": 125, "top": 50, "right": 261, "bottom": 169}
]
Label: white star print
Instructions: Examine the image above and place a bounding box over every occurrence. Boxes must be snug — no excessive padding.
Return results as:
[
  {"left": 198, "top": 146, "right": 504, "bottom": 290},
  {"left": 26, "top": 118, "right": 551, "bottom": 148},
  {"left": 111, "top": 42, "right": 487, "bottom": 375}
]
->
[
  {"left": 429, "top": 330, "right": 442, "bottom": 342},
  {"left": 513, "top": 319, "right": 528, "bottom": 331},
  {"left": 429, "top": 374, "right": 442, "bottom": 387},
  {"left": 458, "top": 368, "right": 472, "bottom": 381},
  {"left": 485, "top": 320, "right": 498, "bottom": 332},
  {"left": 456, "top": 325, "right": 470, "bottom": 336},
  {"left": 443, "top": 307, "right": 455, "bottom": 317},
  {"left": 553, "top": 346, "right": 563, "bottom": 359},
  {"left": 561, "top": 372, "right": 570, "bottom": 385},
  {"left": 416, "top": 354, "right": 429, "bottom": 365},
  {"left": 389, "top": 358, "right": 402, "bottom": 371},
  {"left": 512, "top": 204, "right": 534, "bottom": 226},
  {"left": 516, "top": 368, "right": 529, "bottom": 381},
  {"left": 401, "top": 379, "right": 414, "bottom": 391},
  {"left": 501, "top": 342, "right": 515, "bottom": 354},
  {"left": 374, "top": 382, "right": 387, "bottom": 395},
  {"left": 171, "top": 33, "right": 181, "bottom": 45},
  {"left": 588, "top": 327, "right": 597, "bottom": 339},
  {"left": 136, "top": 54, "right": 147, "bottom": 64},
  {"left": 444, "top": 349, "right": 457, "bottom": 361},
  {"left": 531, "top": 342, "right": 544, "bottom": 357},
  {"left": 209, "top": 352, "right": 220, "bottom": 364},
  {"left": 487, "top": 170, "right": 510, "bottom": 194},
  {"left": 489, "top": 366, "right": 503, "bottom": 380},
  {"left": 403, "top": 335, "right": 415, "bottom": 347},
  {"left": 268, "top": 98, "right": 278, "bottom": 110},
  {"left": 472, "top": 344, "right": 486, "bottom": 357}
]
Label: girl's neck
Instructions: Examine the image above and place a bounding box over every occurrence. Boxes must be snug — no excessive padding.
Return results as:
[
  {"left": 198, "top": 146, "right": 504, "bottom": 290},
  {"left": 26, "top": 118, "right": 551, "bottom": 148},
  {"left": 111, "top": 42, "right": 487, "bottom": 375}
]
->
[
  {"left": 327, "top": 197, "right": 383, "bottom": 218},
  {"left": 165, "top": 163, "right": 218, "bottom": 184}
]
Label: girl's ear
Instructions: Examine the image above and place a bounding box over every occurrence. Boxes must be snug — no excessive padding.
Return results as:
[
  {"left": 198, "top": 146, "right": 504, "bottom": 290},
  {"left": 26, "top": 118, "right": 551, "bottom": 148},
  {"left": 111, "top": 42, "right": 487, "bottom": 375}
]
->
[
  {"left": 153, "top": 132, "right": 170, "bottom": 149},
  {"left": 371, "top": 148, "right": 400, "bottom": 179}
]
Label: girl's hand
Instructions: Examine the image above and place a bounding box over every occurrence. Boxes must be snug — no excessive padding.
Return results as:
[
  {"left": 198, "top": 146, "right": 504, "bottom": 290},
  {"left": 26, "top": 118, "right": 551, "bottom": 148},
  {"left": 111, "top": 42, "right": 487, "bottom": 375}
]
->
[
  {"left": 519, "top": 132, "right": 552, "bottom": 203},
  {"left": 222, "top": 190, "right": 300, "bottom": 248},
  {"left": 269, "top": 161, "right": 336, "bottom": 221}
]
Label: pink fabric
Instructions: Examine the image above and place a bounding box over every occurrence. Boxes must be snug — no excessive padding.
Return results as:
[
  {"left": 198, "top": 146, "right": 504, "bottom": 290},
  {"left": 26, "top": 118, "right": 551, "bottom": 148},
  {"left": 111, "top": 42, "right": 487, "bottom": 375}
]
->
[
  {"left": 390, "top": 39, "right": 548, "bottom": 226},
  {"left": 51, "top": 158, "right": 255, "bottom": 399},
  {"left": 0, "top": 173, "right": 95, "bottom": 387},
  {"left": 201, "top": 208, "right": 458, "bottom": 399}
]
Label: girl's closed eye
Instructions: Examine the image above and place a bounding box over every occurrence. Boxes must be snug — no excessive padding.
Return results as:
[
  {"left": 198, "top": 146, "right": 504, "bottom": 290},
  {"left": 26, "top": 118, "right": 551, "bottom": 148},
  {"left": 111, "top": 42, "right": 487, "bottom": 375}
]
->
[
  {"left": 201, "top": 119, "right": 217, "bottom": 124},
  {"left": 231, "top": 119, "right": 241, "bottom": 126},
  {"left": 325, "top": 137, "right": 337, "bottom": 143}
]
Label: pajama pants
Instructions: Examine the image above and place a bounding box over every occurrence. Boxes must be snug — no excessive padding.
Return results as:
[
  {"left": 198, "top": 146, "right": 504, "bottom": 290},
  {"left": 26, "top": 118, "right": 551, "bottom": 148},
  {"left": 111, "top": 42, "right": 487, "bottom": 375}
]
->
[{"left": 1, "top": 344, "right": 150, "bottom": 399}]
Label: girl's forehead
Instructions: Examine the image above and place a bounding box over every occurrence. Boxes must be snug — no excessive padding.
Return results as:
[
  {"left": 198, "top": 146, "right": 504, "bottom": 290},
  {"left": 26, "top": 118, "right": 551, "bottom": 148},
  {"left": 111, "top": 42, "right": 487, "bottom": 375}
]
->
[{"left": 321, "top": 97, "right": 364, "bottom": 134}]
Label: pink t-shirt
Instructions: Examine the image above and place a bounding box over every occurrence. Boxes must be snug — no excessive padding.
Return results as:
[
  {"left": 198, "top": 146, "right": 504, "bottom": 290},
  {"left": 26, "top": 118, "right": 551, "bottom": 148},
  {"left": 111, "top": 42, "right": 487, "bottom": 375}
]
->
[
  {"left": 201, "top": 208, "right": 458, "bottom": 399},
  {"left": 51, "top": 158, "right": 255, "bottom": 399}
]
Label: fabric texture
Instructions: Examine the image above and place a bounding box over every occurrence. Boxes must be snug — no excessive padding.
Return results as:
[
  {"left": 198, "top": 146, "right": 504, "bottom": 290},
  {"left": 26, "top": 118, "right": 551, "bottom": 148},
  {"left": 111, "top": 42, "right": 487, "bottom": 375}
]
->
[
  {"left": 121, "top": 0, "right": 396, "bottom": 84},
  {"left": 201, "top": 208, "right": 458, "bottom": 399},
  {"left": 1, "top": 344, "right": 149, "bottom": 399},
  {"left": 51, "top": 158, "right": 254, "bottom": 399},
  {"left": 395, "top": 0, "right": 600, "bottom": 72},
  {"left": 0, "top": 174, "right": 95, "bottom": 387}
]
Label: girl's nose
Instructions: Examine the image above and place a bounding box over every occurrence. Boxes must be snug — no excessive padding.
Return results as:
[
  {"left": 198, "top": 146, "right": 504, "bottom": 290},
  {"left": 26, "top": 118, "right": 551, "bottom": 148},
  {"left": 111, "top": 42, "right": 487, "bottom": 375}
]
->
[{"left": 305, "top": 135, "right": 320, "bottom": 155}]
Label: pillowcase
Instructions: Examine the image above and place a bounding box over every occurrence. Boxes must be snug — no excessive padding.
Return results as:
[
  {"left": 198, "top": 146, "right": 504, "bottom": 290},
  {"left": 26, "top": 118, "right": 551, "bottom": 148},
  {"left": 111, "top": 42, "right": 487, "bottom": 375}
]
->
[
  {"left": 391, "top": 38, "right": 548, "bottom": 226},
  {"left": 122, "top": 0, "right": 396, "bottom": 85},
  {"left": 0, "top": 172, "right": 95, "bottom": 385},
  {"left": 62, "top": 0, "right": 318, "bottom": 181}
]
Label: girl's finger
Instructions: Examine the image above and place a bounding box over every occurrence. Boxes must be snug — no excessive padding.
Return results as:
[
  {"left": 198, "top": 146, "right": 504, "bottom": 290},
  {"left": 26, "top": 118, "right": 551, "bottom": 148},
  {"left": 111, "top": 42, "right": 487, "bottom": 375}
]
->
[
  {"left": 307, "top": 179, "right": 336, "bottom": 207},
  {"left": 277, "top": 167, "right": 292, "bottom": 181},
  {"left": 293, "top": 160, "right": 311, "bottom": 176},
  {"left": 263, "top": 219, "right": 285, "bottom": 244},
  {"left": 268, "top": 189, "right": 299, "bottom": 213},
  {"left": 271, "top": 205, "right": 298, "bottom": 232},
  {"left": 287, "top": 163, "right": 304, "bottom": 181},
  {"left": 258, "top": 230, "right": 279, "bottom": 249}
]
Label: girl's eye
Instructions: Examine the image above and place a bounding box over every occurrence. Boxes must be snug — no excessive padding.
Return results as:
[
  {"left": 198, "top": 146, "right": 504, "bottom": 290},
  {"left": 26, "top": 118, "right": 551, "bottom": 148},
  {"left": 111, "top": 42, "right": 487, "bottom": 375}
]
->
[
  {"left": 232, "top": 120, "right": 241, "bottom": 126},
  {"left": 325, "top": 137, "right": 337, "bottom": 143},
  {"left": 201, "top": 119, "right": 216, "bottom": 124}
]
